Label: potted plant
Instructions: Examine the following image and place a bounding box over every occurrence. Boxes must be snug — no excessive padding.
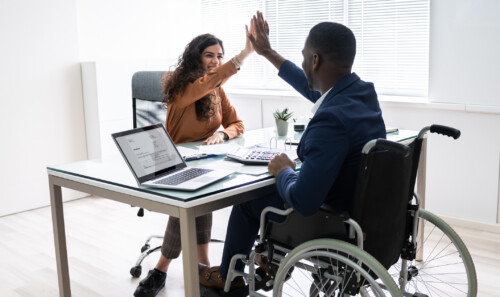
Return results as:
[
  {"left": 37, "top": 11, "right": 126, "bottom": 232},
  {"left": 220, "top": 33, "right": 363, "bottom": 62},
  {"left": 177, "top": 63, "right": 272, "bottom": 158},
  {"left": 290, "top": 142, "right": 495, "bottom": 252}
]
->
[{"left": 273, "top": 107, "right": 293, "bottom": 136}]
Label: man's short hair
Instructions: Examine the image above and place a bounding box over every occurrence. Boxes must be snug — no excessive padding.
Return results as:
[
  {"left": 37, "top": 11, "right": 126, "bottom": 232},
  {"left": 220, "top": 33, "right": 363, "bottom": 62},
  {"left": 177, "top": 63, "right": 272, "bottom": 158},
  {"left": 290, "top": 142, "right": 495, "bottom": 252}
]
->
[{"left": 307, "top": 22, "right": 356, "bottom": 68}]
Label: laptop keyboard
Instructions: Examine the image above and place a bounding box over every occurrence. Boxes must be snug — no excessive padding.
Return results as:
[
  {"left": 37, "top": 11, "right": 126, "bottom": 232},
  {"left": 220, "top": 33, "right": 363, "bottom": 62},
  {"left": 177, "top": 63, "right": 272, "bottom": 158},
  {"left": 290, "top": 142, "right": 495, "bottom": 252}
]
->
[{"left": 154, "top": 168, "right": 213, "bottom": 186}]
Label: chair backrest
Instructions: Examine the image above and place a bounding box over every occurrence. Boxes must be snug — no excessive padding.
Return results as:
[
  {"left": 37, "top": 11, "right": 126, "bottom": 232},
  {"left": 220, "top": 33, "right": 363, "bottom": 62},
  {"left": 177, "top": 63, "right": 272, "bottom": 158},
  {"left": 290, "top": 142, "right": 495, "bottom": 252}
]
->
[
  {"left": 351, "top": 139, "right": 412, "bottom": 269},
  {"left": 131, "top": 71, "right": 167, "bottom": 128}
]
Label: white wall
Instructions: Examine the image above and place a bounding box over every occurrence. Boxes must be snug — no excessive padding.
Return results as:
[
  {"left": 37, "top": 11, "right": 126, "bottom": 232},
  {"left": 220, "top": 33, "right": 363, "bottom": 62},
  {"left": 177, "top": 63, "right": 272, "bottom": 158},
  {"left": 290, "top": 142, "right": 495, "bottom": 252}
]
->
[
  {"left": 76, "top": 0, "right": 202, "bottom": 160},
  {"left": 424, "top": 0, "right": 500, "bottom": 222},
  {"left": 0, "top": 0, "right": 87, "bottom": 216},
  {"left": 430, "top": 0, "right": 500, "bottom": 106},
  {"left": 0, "top": 0, "right": 202, "bottom": 216},
  {"left": 76, "top": 0, "right": 202, "bottom": 61},
  {"left": 380, "top": 103, "right": 500, "bottom": 224}
]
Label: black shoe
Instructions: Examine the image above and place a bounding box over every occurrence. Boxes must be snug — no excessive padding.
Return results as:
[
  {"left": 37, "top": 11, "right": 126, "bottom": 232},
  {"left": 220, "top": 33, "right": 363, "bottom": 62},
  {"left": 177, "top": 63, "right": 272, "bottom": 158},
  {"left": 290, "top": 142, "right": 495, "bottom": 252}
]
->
[{"left": 134, "top": 268, "right": 166, "bottom": 297}]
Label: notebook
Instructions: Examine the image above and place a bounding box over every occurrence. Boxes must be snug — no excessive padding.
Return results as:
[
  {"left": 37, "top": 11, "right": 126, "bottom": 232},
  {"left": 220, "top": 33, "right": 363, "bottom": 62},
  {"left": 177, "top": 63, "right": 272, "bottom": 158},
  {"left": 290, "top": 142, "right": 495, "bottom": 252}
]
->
[{"left": 112, "top": 124, "right": 234, "bottom": 191}]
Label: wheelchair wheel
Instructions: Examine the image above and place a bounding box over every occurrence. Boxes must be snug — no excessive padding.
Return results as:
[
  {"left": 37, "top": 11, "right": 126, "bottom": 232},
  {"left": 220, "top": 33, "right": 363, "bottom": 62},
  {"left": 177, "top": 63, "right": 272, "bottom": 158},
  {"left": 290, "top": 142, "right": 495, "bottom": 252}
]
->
[
  {"left": 389, "top": 209, "right": 477, "bottom": 297},
  {"left": 273, "top": 238, "right": 402, "bottom": 297}
]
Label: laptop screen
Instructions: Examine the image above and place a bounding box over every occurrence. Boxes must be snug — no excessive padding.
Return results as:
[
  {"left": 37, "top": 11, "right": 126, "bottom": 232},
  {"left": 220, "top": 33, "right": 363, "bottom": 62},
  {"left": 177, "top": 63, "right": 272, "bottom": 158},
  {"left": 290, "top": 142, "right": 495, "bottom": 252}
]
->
[{"left": 112, "top": 124, "right": 185, "bottom": 183}]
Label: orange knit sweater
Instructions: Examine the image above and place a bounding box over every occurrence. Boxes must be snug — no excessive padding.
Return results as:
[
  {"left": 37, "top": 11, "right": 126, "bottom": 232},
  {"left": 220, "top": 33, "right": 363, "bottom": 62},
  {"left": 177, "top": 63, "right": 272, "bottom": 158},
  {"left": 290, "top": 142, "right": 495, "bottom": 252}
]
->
[{"left": 165, "top": 61, "right": 245, "bottom": 144}]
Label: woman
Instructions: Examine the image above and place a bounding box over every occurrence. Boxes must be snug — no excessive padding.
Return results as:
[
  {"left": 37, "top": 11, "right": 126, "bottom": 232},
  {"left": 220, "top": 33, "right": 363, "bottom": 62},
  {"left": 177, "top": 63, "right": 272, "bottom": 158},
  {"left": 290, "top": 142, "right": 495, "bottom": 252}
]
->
[{"left": 134, "top": 31, "right": 253, "bottom": 297}]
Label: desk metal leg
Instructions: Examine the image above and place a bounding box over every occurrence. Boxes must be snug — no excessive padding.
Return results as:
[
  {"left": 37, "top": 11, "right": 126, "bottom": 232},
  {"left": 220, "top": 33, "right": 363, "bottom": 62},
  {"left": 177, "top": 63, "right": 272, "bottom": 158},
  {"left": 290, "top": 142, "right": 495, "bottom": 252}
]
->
[
  {"left": 179, "top": 208, "right": 200, "bottom": 297},
  {"left": 49, "top": 176, "right": 71, "bottom": 297},
  {"left": 416, "top": 137, "right": 427, "bottom": 262}
]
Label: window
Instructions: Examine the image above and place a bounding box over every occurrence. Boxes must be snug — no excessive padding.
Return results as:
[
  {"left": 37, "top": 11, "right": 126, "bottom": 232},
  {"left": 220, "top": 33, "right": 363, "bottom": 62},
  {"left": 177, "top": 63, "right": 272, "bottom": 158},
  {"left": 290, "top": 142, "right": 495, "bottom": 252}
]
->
[{"left": 202, "top": 0, "right": 429, "bottom": 97}]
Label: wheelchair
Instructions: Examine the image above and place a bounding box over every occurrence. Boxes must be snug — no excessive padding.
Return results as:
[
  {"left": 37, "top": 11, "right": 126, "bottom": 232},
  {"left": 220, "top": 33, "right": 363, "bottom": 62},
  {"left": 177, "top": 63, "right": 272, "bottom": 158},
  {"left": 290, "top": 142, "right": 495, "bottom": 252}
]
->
[{"left": 209, "top": 125, "right": 476, "bottom": 297}]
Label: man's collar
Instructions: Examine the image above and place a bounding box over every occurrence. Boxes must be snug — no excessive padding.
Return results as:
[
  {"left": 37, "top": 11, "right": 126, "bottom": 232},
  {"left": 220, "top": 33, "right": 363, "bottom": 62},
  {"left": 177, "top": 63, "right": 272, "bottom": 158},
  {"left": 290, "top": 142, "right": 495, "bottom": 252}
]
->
[
  {"left": 311, "top": 87, "right": 332, "bottom": 114},
  {"left": 310, "top": 72, "right": 360, "bottom": 115}
]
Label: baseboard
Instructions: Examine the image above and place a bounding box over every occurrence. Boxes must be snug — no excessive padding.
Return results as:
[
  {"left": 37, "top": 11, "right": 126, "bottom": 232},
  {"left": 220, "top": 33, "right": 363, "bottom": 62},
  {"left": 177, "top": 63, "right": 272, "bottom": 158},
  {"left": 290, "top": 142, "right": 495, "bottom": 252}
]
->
[{"left": 437, "top": 213, "right": 500, "bottom": 234}]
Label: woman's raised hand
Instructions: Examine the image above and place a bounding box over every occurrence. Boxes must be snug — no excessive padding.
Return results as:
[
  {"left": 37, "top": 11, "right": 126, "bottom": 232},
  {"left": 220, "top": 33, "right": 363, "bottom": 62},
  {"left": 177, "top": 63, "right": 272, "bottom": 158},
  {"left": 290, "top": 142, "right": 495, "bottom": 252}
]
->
[{"left": 244, "top": 20, "right": 256, "bottom": 55}]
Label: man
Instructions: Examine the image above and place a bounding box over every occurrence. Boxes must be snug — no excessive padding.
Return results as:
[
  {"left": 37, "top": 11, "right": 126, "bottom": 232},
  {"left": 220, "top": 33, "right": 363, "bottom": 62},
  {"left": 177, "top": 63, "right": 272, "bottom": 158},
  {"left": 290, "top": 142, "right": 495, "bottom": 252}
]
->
[{"left": 199, "top": 11, "right": 386, "bottom": 289}]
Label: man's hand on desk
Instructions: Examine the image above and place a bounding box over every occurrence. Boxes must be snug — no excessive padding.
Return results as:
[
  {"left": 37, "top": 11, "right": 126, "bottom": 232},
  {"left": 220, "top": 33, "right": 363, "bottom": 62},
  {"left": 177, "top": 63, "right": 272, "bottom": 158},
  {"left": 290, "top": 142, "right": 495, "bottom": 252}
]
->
[{"left": 268, "top": 153, "right": 296, "bottom": 177}]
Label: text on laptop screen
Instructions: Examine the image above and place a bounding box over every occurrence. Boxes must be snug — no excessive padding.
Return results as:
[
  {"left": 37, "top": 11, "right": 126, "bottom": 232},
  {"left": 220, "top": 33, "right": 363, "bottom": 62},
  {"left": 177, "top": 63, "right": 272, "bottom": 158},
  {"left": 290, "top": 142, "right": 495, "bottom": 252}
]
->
[{"left": 114, "top": 126, "right": 183, "bottom": 178}]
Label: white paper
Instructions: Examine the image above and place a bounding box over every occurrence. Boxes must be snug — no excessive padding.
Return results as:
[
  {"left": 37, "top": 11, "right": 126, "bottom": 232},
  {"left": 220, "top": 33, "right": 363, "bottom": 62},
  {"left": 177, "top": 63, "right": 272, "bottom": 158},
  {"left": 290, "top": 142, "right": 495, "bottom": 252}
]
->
[
  {"left": 176, "top": 146, "right": 199, "bottom": 158},
  {"left": 235, "top": 164, "right": 270, "bottom": 175},
  {"left": 197, "top": 143, "right": 241, "bottom": 155},
  {"left": 199, "top": 159, "right": 270, "bottom": 176}
]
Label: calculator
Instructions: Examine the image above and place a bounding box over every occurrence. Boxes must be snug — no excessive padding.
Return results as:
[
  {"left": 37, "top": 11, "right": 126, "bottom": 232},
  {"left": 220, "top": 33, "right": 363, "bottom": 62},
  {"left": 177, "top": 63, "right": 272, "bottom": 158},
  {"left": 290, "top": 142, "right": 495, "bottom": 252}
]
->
[{"left": 226, "top": 147, "right": 282, "bottom": 165}]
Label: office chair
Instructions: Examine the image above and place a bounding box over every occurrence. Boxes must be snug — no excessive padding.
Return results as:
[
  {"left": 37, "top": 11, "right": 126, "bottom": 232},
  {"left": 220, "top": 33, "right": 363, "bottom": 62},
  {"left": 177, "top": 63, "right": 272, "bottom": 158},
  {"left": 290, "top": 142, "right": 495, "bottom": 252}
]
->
[
  {"left": 207, "top": 125, "right": 476, "bottom": 297},
  {"left": 132, "top": 71, "right": 167, "bottom": 129},
  {"left": 129, "top": 71, "right": 167, "bottom": 278},
  {"left": 128, "top": 71, "right": 225, "bottom": 278}
]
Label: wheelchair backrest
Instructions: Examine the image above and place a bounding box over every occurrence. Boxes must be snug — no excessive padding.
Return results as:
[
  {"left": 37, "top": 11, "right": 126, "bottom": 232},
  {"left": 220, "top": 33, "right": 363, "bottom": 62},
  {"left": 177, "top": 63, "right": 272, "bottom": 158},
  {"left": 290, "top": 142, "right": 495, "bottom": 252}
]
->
[{"left": 351, "top": 147, "right": 413, "bottom": 269}]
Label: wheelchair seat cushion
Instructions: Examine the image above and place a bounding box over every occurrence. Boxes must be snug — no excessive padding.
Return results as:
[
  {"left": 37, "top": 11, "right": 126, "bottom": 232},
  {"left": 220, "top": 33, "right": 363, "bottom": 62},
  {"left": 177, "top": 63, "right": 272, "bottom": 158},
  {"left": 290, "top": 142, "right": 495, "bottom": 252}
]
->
[{"left": 265, "top": 208, "right": 348, "bottom": 250}]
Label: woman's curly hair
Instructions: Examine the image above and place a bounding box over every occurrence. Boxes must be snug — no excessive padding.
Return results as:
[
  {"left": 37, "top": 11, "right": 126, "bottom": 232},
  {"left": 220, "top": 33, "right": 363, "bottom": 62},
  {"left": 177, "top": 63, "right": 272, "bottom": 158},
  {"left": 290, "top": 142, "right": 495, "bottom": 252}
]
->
[{"left": 162, "top": 34, "right": 224, "bottom": 120}]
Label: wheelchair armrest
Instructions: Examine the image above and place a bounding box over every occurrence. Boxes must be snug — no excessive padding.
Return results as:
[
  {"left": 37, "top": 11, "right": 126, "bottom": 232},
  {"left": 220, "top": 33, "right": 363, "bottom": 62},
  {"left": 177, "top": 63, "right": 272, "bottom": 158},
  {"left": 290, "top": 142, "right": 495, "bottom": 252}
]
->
[
  {"left": 317, "top": 204, "right": 363, "bottom": 248},
  {"left": 259, "top": 206, "right": 294, "bottom": 243},
  {"left": 259, "top": 204, "right": 352, "bottom": 244},
  {"left": 319, "top": 204, "right": 350, "bottom": 220}
]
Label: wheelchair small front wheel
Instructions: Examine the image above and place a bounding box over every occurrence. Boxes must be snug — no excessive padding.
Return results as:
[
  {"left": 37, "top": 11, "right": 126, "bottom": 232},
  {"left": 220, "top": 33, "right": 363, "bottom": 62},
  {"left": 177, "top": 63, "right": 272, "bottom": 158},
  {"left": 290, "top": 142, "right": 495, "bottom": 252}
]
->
[
  {"left": 140, "top": 244, "right": 150, "bottom": 253},
  {"left": 130, "top": 265, "right": 142, "bottom": 278},
  {"left": 273, "top": 238, "right": 402, "bottom": 297}
]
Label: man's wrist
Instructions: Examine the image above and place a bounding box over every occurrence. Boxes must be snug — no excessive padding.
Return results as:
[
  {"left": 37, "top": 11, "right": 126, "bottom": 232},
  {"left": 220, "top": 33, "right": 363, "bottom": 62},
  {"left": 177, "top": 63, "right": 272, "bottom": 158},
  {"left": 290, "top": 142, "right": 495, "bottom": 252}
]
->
[
  {"left": 263, "top": 49, "right": 286, "bottom": 70},
  {"left": 261, "top": 48, "right": 276, "bottom": 59}
]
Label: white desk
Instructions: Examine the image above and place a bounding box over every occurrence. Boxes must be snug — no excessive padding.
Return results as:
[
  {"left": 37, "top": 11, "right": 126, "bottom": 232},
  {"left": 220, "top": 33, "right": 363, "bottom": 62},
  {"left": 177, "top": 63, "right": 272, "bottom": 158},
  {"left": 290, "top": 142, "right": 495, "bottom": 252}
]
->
[{"left": 47, "top": 127, "right": 423, "bottom": 297}]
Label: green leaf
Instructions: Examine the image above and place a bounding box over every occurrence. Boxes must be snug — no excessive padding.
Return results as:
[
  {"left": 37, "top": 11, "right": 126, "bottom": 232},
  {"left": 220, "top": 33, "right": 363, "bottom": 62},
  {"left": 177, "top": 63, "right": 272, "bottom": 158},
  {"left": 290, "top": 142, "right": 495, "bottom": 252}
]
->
[{"left": 273, "top": 107, "right": 293, "bottom": 121}]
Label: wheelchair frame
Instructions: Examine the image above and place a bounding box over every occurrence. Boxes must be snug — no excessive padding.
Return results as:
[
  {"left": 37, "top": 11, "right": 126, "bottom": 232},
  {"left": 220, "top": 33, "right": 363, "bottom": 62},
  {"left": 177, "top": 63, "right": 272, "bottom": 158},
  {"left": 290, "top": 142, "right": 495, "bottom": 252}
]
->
[{"left": 225, "top": 138, "right": 410, "bottom": 297}]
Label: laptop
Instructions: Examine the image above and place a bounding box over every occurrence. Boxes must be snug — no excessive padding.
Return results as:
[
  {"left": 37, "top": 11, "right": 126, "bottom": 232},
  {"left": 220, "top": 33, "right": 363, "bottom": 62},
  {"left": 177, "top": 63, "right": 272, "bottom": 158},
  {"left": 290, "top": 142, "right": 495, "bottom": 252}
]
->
[{"left": 112, "top": 123, "right": 234, "bottom": 191}]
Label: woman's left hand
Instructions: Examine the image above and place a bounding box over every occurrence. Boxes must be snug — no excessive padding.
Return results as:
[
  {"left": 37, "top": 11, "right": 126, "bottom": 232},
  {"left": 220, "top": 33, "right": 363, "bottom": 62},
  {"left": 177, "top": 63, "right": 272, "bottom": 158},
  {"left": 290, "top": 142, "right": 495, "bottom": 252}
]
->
[
  {"left": 244, "top": 19, "right": 256, "bottom": 55},
  {"left": 203, "top": 132, "right": 226, "bottom": 145}
]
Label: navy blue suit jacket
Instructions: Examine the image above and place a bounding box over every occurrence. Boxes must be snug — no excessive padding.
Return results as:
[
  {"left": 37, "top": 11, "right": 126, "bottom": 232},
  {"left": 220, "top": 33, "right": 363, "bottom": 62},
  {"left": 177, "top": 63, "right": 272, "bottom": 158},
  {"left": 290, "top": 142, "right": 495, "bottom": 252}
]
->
[{"left": 275, "top": 60, "right": 386, "bottom": 216}]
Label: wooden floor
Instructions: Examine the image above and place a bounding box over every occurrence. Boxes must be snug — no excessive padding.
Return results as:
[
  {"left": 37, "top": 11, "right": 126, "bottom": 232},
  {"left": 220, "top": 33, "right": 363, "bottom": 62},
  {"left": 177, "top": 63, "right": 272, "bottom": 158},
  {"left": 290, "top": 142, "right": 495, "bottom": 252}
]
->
[{"left": 0, "top": 196, "right": 499, "bottom": 297}]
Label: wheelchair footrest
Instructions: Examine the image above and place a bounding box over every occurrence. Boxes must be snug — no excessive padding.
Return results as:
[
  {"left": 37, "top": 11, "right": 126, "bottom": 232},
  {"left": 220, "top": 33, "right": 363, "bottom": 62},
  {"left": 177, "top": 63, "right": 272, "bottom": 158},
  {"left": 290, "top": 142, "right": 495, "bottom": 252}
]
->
[
  {"left": 254, "top": 267, "right": 273, "bottom": 292},
  {"left": 199, "top": 285, "right": 248, "bottom": 297},
  {"left": 199, "top": 270, "right": 273, "bottom": 297}
]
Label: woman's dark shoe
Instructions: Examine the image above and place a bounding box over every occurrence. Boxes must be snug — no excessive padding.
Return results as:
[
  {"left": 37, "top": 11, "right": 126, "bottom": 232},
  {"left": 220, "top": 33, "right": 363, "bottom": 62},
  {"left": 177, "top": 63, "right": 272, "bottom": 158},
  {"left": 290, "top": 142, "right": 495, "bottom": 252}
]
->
[
  {"left": 134, "top": 268, "right": 166, "bottom": 297},
  {"left": 199, "top": 266, "right": 245, "bottom": 290}
]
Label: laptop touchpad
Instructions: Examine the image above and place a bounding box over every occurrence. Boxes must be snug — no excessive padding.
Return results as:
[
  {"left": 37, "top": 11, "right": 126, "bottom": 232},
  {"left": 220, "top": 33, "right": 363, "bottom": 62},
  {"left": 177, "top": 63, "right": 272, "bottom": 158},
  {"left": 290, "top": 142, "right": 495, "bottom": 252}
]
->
[{"left": 193, "top": 176, "right": 218, "bottom": 183}]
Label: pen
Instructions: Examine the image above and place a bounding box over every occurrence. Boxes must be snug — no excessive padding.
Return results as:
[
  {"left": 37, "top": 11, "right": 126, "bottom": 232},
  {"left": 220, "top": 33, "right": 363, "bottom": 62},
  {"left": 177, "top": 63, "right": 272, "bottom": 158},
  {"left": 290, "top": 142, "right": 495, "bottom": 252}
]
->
[{"left": 183, "top": 154, "right": 216, "bottom": 161}]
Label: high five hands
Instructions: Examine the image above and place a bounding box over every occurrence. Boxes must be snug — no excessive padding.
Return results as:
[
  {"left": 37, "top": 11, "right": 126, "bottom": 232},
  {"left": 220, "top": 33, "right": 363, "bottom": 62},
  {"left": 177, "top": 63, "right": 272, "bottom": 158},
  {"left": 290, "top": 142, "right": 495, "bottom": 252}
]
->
[{"left": 246, "top": 11, "right": 286, "bottom": 69}]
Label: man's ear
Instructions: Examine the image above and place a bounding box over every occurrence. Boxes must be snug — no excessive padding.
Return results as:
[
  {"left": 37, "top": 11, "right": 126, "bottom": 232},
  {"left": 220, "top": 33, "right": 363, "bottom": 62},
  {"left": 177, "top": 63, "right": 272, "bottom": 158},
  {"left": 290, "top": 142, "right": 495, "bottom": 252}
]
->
[{"left": 312, "top": 53, "right": 320, "bottom": 71}]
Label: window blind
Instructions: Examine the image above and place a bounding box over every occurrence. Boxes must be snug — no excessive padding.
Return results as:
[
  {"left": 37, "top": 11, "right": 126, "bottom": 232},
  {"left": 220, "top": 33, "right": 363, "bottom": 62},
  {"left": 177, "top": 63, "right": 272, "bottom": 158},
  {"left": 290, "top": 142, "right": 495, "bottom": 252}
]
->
[{"left": 201, "top": 0, "right": 429, "bottom": 97}]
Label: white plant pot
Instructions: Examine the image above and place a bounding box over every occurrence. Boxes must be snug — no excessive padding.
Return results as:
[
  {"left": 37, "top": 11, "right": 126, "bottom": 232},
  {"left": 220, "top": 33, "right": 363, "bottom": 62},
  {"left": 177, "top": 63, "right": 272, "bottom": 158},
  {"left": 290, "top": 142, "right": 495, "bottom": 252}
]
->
[{"left": 275, "top": 119, "right": 289, "bottom": 136}]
